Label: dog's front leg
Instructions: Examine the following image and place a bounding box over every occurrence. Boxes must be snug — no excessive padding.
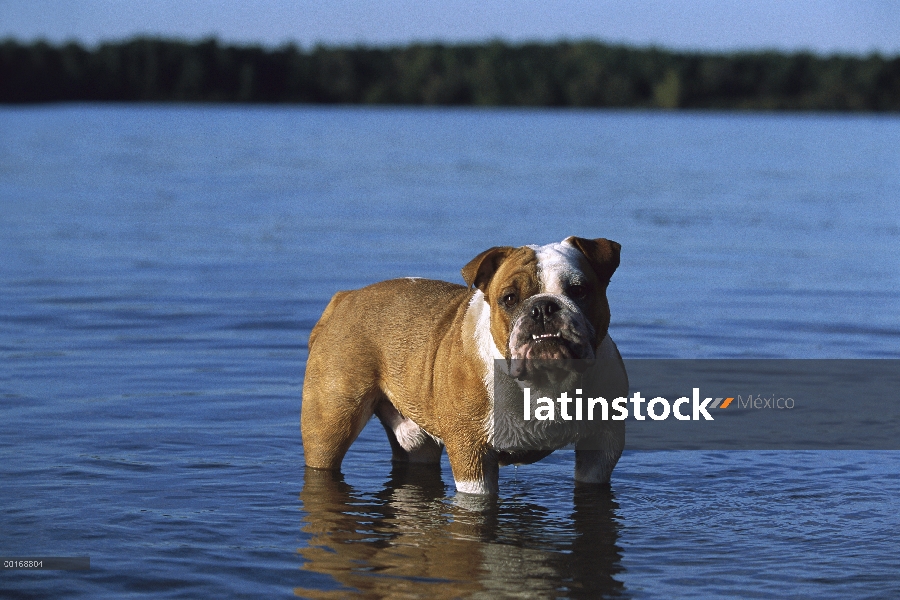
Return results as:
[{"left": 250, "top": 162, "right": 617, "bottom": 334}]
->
[
  {"left": 574, "top": 425, "right": 625, "bottom": 486},
  {"left": 446, "top": 442, "right": 499, "bottom": 495}
]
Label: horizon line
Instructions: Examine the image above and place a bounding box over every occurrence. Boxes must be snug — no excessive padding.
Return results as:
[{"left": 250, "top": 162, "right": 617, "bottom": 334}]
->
[{"left": 4, "top": 35, "right": 898, "bottom": 61}]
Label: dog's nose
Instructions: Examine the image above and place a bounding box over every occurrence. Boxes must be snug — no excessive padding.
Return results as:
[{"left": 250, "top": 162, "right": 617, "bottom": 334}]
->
[{"left": 530, "top": 299, "right": 560, "bottom": 321}]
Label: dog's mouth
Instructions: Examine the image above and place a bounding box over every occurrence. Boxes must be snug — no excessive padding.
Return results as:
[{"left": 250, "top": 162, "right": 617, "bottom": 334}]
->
[
  {"left": 532, "top": 332, "right": 562, "bottom": 341},
  {"left": 509, "top": 330, "right": 588, "bottom": 381},
  {"left": 505, "top": 294, "right": 597, "bottom": 383},
  {"left": 525, "top": 332, "right": 573, "bottom": 358}
]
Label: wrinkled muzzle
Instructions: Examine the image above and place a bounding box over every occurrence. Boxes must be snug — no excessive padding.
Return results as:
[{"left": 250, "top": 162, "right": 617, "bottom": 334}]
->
[{"left": 506, "top": 293, "right": 597, "bottom": 383}]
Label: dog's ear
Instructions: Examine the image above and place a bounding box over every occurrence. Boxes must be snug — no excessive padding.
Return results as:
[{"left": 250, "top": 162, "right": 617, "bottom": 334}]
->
[
  {"left": 461, "top": 246, "right": 514, "bottom": 292},
  {"left": 566, "top": 237, "right": 621, "bottom": 284}
]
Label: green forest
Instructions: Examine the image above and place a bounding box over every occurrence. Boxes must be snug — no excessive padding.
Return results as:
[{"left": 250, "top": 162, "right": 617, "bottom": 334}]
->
[{"left": 2, "top": 37, "right": 899, "bottom": 110}]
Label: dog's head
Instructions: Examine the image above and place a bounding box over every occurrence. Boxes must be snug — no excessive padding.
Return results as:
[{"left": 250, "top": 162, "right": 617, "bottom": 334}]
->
[{"left": 462, "top": 237, "right": 620, "bottom": 386}]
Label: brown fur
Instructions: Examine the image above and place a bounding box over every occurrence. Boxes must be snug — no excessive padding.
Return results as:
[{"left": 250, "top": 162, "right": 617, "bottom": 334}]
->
[{"left": 302, "top": 278, "right": 495, "bottom": 483}]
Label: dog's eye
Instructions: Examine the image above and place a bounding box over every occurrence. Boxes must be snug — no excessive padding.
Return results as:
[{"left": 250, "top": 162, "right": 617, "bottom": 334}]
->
[
  {"left": 501, "top": 293, "right": 518, "bottom": 308},
  {"left": 568, "top": 285, "right": 588, "bottom": 300}
]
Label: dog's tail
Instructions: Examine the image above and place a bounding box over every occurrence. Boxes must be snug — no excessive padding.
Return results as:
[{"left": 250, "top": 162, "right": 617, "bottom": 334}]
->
[{"left": 308, "top": 290, "right": 351, "bottom": 351}]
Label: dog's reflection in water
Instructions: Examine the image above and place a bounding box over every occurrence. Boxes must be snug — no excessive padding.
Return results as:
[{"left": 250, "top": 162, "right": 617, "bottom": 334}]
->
[{"left": 296, "top": 465, "right": 627, "bottom": 599}]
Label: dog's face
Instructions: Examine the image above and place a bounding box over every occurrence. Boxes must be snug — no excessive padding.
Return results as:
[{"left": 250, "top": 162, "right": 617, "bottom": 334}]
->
[{"left": 462, "top": 237, "right": 620, "bottom": 384}]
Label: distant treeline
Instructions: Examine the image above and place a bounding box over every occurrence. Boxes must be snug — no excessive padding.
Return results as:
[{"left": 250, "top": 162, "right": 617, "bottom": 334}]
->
[{"left": 2, "top": 38, "right": 900, "bottom": 110}]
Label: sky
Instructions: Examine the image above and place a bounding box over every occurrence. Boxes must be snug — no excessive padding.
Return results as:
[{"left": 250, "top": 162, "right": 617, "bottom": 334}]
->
[{"left": 2, "top": 0, "right": 899, "bottom": 55}]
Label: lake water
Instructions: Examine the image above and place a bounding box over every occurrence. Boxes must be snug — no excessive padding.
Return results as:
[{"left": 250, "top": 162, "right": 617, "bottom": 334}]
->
[{"left": 2, "top": 105, "right": 899, "bottom": 598}]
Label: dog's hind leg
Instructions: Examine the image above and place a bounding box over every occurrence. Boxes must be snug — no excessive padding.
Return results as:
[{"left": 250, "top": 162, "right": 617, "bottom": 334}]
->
[
  {"left": 375, "top": 400, "right": 443, "bottom": 465},
  {"left": 301, "top": 368, "right": 380, "bottom": 470}
]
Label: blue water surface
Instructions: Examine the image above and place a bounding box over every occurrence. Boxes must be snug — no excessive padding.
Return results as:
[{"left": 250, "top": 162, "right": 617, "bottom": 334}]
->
[{"left": 1, "top": 106, "right": 899, "bottom": 598}]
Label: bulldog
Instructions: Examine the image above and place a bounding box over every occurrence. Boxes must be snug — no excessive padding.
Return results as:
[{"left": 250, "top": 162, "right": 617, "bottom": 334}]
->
[{"left": 301, "top": 237, "right": 628, "bottom": 494}]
